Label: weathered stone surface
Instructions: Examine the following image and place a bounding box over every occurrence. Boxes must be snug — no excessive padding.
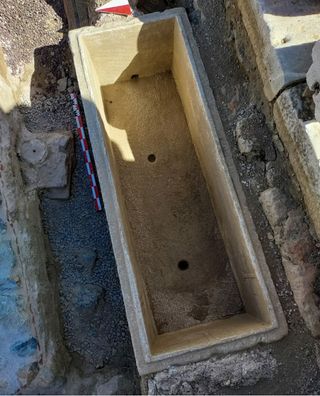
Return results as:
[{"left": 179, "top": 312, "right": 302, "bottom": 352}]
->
[
  {"left": 17, "top": 127, "right": 73, "bottom": 198},
  {"left": 274, "top": 85, "right": 320, "bottom": 239},
  {"left": 148, "top": 350, "right": 277, "bottom": 395},
  {"left": 265, "top": 160, "right": 286, "bottom": 189},
  {"left": 259, "top": 188, "right": 290, "bottom": 229},
  {"left": 307, "top": 41, "right": 320, "bottom": 122},
  {"left": 282, "top": 208, "right": 315, "bottom": 262},
  {"left": 235, "top": 107, "right": 276, "bottom": 161},
  {"left": 238, "top": 0, "right": 320, "bottom": 100},
  {"left": 260, "top": 187, "right": 320, "bottom": 336}
]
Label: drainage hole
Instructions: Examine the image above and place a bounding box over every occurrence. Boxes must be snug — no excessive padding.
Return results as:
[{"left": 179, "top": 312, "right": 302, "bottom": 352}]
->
[
  {"left": 178, "top": 260, "right": 189, "bottom": 271},
  {"left": 131, "top": 74, "right": 139, "bottom": 80},
  {"left": 33, "top": 149, "right": 36, "bottom": 153},
  {"left": 148, "top": 154, "right": 156, "bottom": 163}
]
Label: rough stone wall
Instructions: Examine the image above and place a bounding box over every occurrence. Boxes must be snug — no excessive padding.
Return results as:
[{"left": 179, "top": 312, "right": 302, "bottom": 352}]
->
[
  {"left": 225, "top": 0, "right": 320, "bottom": 339},
  {"left": 0, "top": 108, "right": 70, "bottom": 392},
  {"left": 0, "top": 45, "right": 70, "bottom": 392},
  {"left": 260, "top": 187, "right": 320, "bottom": 337}
]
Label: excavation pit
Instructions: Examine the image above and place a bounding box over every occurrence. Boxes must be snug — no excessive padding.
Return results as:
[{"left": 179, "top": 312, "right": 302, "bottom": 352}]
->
[{"left": 70, "top": 8, "right": 287, "bottom": 374}]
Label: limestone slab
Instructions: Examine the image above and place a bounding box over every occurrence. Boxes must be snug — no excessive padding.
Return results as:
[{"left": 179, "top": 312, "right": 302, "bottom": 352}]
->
[
  {"left": 238, "top": 0, "right": 320, "bottom": 100},
  {"left": 17, "top": 128, "right": 73, "bottom": 198},
  {"left": 70, "top": 8, "right": 287, "bottom": 374}
]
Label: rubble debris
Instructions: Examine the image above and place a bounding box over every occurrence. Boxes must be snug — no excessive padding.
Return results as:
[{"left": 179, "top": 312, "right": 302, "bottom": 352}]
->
[
  {"left": 260, "top": 187, "right": 320, "bottom": 336},
  {"left": 259, "top": 187, "right": 292, "bottom": 228},
  {"left": 265, "top": 160, "right": 286, "bottom": 189},
  {"left": 148, "top": 349, "right": 277, "bottom": 395},
  {"left": 235, "top": 107, "right": 276, "bottom": 161}
]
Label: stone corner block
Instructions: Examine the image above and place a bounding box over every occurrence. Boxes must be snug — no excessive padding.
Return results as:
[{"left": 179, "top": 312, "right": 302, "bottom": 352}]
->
[
  {"left": 273, "top": 85, "right": 320, "bottom": 239},
  {"left": 238, "top": 0, "right": 320, "bottom": 100},
  {"left": 18, "top": 128, "right": 74, "bottom": 198}
]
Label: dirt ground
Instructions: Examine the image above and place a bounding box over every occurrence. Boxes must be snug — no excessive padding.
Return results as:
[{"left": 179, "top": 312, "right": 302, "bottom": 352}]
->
[{"left": 2, "top": 0, "right": 320, "bottom": 394}]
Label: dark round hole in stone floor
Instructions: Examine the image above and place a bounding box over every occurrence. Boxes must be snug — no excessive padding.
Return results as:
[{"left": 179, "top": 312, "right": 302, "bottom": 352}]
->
[
  {"left": 178, "top": 260, "right": 189, "bottom": 271},
  {"left": 148, "top": 154, "right": 156, "bottom": 162}
]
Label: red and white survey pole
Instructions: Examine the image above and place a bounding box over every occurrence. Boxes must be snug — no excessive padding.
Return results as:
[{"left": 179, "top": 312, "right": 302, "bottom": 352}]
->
[
  {"left": 70, "top": 93, "right": 103, "bottom": 212},
  {"left": 95, "top": 0, "right": 133, "bottom": 15}
]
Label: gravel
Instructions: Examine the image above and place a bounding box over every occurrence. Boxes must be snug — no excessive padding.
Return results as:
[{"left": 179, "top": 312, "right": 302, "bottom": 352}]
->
[{"left": 41, "top": 137, "right": 139, "bottom": 379}]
